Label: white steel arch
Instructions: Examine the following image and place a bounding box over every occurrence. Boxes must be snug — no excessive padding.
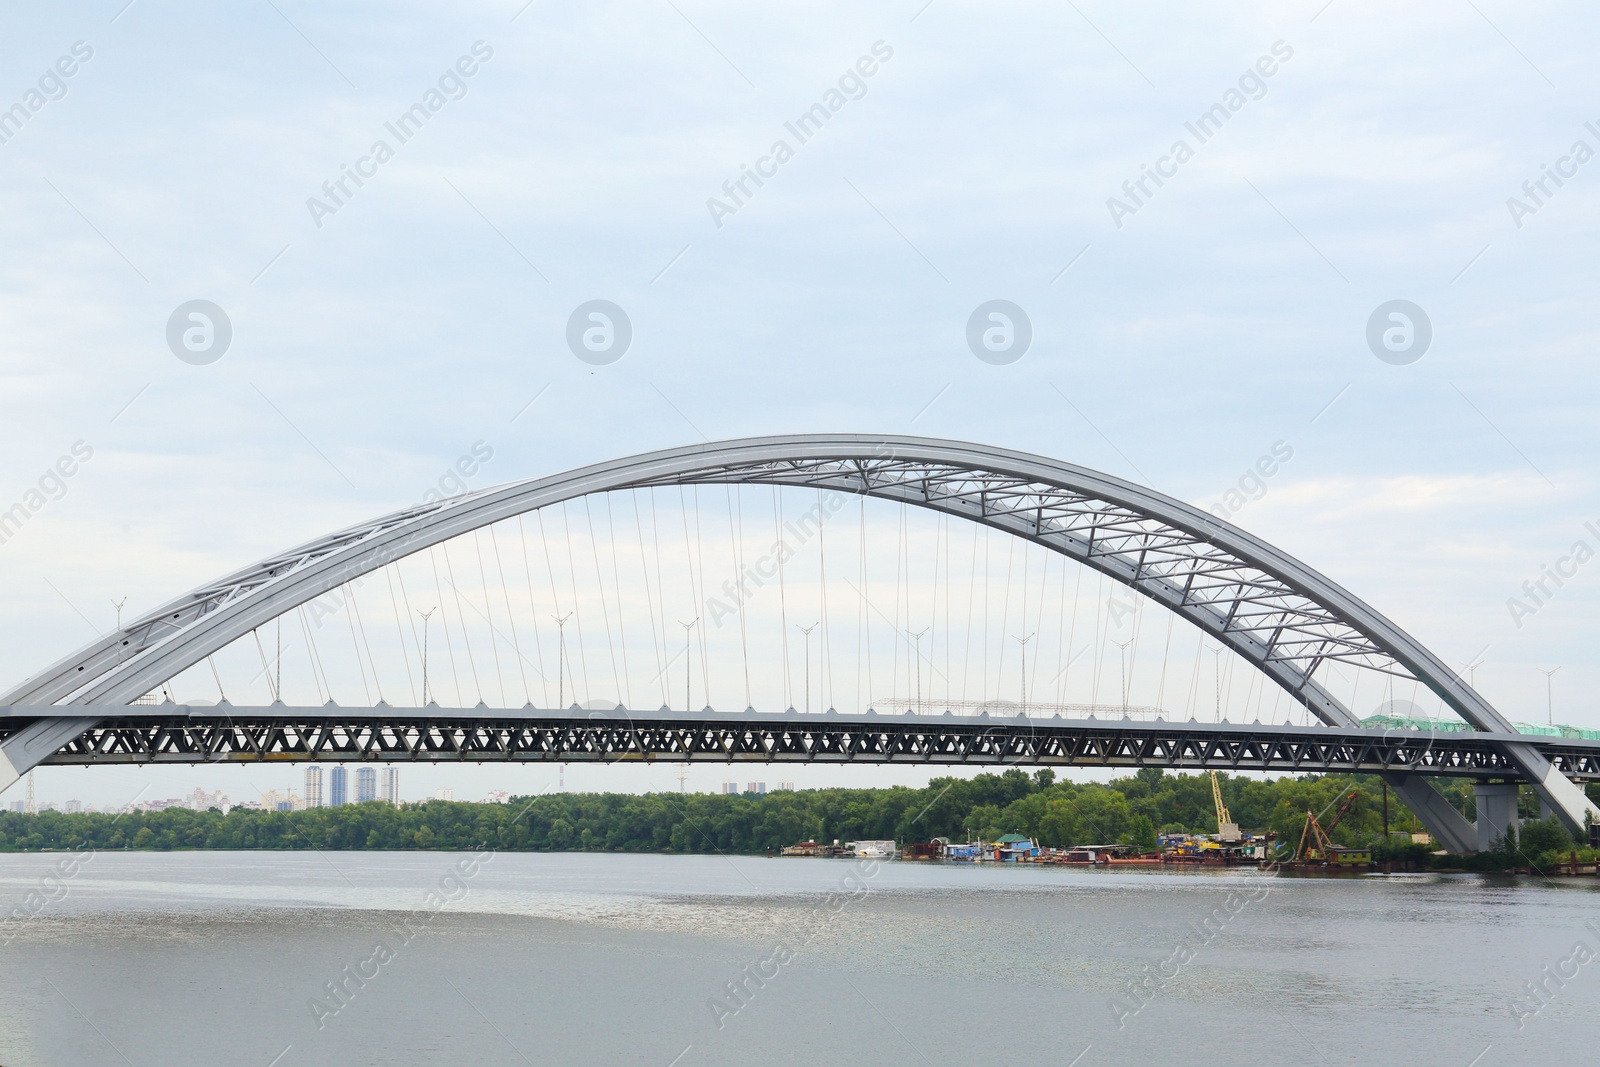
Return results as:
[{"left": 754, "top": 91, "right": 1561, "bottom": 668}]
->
[{"left": 2, "top": 434, "right": 1591, "bottom": 839}]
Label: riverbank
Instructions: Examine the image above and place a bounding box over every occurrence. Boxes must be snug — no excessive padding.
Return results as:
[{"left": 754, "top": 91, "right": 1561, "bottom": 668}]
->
[{"left": 6, "top": 766, "right": 1593, "bottom": 874}]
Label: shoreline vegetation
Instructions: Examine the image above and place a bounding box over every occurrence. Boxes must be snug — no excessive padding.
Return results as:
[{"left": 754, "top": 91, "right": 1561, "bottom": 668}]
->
[{"left": 2, "top": 769, "right": 1594, "bottom": 873}]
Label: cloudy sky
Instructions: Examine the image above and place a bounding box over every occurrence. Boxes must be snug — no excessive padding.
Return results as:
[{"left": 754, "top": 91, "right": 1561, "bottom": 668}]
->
[{"left": 2, "top": 0, "right": 1597, "bottom": 806}]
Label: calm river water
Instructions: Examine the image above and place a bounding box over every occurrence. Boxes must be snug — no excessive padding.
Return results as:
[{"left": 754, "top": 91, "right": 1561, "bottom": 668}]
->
[{"left": 0, "top": 852, "right": 1594, "bottom": 1066}]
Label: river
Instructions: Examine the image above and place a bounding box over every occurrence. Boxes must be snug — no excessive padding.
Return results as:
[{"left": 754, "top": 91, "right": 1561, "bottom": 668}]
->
[{"left": 0, "top": 852, "right": 1594, "bottom": 1065}]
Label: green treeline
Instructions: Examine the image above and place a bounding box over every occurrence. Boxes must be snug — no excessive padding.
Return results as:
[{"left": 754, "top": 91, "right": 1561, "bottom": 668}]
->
[{"left": 1, "top": 769, "right": 1593, "bottom": 869}]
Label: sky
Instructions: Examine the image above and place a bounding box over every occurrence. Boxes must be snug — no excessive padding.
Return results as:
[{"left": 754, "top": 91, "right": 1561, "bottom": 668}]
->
[{"left": 2, "top": 0, "right": 1598, "bottom": 808}]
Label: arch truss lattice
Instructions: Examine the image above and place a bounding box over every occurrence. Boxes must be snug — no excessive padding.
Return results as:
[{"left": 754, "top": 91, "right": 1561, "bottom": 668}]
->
[{"left": 2, "top": 435, "right": 1592, "bottom": 846}]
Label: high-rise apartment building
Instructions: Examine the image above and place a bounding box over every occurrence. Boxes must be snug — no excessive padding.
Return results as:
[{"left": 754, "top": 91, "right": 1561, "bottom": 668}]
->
[
  {"left": 329, "top": 766, "right": 348, "bottom": 807},
  {"left": 380, "top": 766, "right": 400, "bottom": 805},
  {"left": 356, "top": 767, "right": 377, "bottom": 803},
  {"left": 304, "top": 766, "right": 324, "bottom": 808}
]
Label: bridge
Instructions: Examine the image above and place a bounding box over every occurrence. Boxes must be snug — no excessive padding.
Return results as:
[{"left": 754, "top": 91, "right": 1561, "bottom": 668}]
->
[{"left": 2, "top": 433, "right": 1594, "bottom": 854}]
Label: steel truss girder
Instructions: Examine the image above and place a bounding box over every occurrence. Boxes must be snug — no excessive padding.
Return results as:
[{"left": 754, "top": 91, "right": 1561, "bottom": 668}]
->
[
  {"left": 2, "top": 435, "right": 1595, "bottom": 835},
  {"left": 9, "top": 707, "right": 1598, "bottom": 780}
]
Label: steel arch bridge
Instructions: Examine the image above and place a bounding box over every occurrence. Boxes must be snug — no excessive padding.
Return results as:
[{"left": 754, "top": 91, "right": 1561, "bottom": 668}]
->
[{"left": 2, "top": 434, "right": 1592, "bottom": 850}]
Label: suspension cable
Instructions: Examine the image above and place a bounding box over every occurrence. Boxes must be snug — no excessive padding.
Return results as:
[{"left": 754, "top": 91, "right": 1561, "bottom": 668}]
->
[
  {"left": 1184, "top": 626, "right": 1204, "bottom": 718},
  {"left": 384, "top": 566, "right": 419, "bottom": 704},
  {"left": 297, "top": 605, "right": 328, "bottom": 704},
  {"left": 1031, "top": 548, "right": 1049, "bottom": 706},
  {"left": 207, "top": 654, "right": 228, "bottom": 703},
  {"left": 962, "top": 518, "right": 977, "bottom": 703},
  {"left": 557, "top": 504, "right": 592, "bottom": 702},
  {"left": 516, "top": 514, "right": 552, "bottom": 707},
  {"left": 725, "top": 485, "right": 752, "bottom": 708},
  {"left": 583, "top": 496, "right": 622, "bottom": 706},
  {"left": 470, "top": 530, "right": 508, "bottom": 706},
  {"left": 1155, "top": 610, "right": 1175, "bottom": 711},
  {"left": 996, "top": 533, "right": 1015, "bottom": 697},
  {"left": 441, "top": 542, "right": 484, "bottom": 705},
  {"left": 489, "top": 524, "right": 533, "bottom": 704},
  {"left": 342, "top": 584, "right": 374, "bottom": 706},
  {"left": 773, "top": 486, "right": 791, "bottom": 710},
  {"left": 251, "top": 628, "right": 277, "bottom": 702},
  {"left": 816, "top": 486, "right": 831, "bottom": 711},
  {"left": 631, "top": 491, "right": 666, "bottom": 707},
  {"left": 692, "top": 485, "right": 711, "bottom": 709},
  {"left": 857, "top": 493, "right": 869, "bottom": 712},
  {"left": 603, "top": 494, "right": 634, "bottom": 708},
  {"left": 428, "top": 545, "right": 466, "bottom": 705},
  {"left": 1090, "top": 572, "right": 1105, "bottom": 704},
  {"left": 348, "top": 582, "right": 386, "bottom": 704},
  {"left": 1063, "top": 562, "right": 1083, "bottom": 703},
  {"left": 891, "top": 501, "right": 903, "bottom": 703}
]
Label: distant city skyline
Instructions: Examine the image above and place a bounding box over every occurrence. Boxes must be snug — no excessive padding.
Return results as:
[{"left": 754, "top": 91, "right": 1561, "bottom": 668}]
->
[{"left": 11, "top": 761, "right": 975, "bottom": 811}]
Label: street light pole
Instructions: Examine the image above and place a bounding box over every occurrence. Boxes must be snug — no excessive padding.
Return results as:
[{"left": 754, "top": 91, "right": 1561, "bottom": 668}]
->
[
  {"left": 418, "top": 608, "right": 436, "bottom": 704},
  {"left": 1113, "top": 638, "right": 1132, "bottom": 715},
  {"left": 1210, "top": 645, "right": 1224, "bottom": 722},
  {"left": 1539, "top": 666, "right": 1561, "bottom": 726},
  {"left": 680, "top": 618, "right": 698, "bottom": 713},
  {"left": 1013, "top": 633, "right": 1034, "bottom": 712},
  {"left": 796, "top": 623, "right": 818, "bottom": 713},
  {"left": 552, "top": 612, "right": 573, "bottom": 708},
  {"left": 909, "top": 628, "right": 928, "bottom": 713}
]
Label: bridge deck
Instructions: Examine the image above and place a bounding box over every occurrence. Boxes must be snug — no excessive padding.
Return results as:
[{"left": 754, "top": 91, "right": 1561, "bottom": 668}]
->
[{"left": 5, "top": 705, "right": 1598, "bottom": 780}]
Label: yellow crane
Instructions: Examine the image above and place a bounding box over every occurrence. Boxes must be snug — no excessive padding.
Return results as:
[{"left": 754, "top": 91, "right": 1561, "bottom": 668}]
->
[{"left": 1210, "top": 771, "right": 1241, "bottom": 842}]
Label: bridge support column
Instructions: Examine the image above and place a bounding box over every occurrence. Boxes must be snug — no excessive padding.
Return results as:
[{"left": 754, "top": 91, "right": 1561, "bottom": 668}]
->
[
  {"left": 1499, "top": 741, "right": 1599, "bottom": 839},
  {"left": 1382, "top": 773, "right": 1476, "bottom": 854},
  {"left": 1474, "top": 783, "right": 1522, "bottom": 852}
]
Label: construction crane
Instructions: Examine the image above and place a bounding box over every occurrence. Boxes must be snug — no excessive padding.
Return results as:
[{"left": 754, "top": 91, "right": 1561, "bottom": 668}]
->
[
  {"left": 1294, "top": 790, "right": 1361, "bottom": 862},
  {"left": 1210, "top": 770, "right": 1240, "bottom": 842}
]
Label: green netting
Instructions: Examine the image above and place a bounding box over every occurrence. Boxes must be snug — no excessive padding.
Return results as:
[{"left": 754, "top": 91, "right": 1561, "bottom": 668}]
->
[{"left": 1360, "top": 714, "right": 1600, "bottom": 741}]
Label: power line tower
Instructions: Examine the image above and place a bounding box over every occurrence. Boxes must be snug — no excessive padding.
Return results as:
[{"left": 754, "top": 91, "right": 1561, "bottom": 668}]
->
[{"left": 24, "top": 770, "right": 36, "bottom": 815}]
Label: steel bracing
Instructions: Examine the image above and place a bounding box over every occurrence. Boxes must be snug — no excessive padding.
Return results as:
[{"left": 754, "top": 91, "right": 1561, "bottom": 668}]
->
[
  {"left": 1, "top": 434, "right": 1593, "bottom": 848},
  {"left": 6, "top": 705, "right": 1599, "bottom": 780}
]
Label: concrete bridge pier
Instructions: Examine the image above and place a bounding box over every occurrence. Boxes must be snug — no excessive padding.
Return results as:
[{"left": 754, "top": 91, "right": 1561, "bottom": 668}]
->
[{"left": 1474, "top": 782, "right": 1522, "bottom": 852}]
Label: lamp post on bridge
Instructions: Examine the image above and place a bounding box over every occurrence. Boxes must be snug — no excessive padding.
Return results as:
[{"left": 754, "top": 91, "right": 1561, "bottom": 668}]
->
[
  {"left": 796, "top": 623, "right": 817, "bottom": 713},
  {"left": 418, "top": 607, "right": 436, "bottom": 704},
  {"left": 1113, "top": 638, "right": 1132, "bottom": 716},
  {"left": 1210, "top": 644, "right": 1224, "bottom": 723},
  {"left": 1013, "top": 633, "right": 1033, "bottom": 713},
  {"left": 680, "top": 618, "right": 698, "bottom": 713},
  {"left": 909, "top": 628, "right": 928, "bottom": 714},
  {"left": 552, "top": 612, "right": 573, "bottom": 708},
  {"left": 1538, "top": 666, "right": 1560, "bottom": 726}
]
